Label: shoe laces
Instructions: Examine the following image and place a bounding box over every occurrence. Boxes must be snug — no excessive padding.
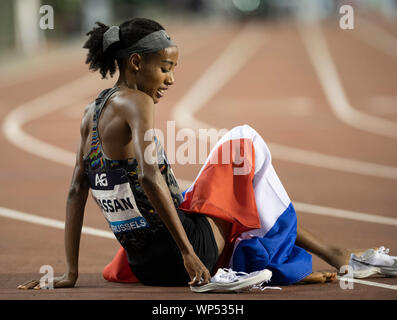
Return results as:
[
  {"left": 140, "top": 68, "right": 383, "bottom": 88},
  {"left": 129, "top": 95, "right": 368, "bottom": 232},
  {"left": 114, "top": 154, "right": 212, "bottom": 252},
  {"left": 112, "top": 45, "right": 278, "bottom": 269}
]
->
[
  {"left": 376, "top": 246, "right": 396, "bottom": 259},
  {"left": 250, "top": 285, "right": 282, "bottom": 292},
  {"left": 212, "top": 268, "right": 248, "bottom": 283},
  {"left": 377, "top": 246, "right": 390, "bottom": 255}
]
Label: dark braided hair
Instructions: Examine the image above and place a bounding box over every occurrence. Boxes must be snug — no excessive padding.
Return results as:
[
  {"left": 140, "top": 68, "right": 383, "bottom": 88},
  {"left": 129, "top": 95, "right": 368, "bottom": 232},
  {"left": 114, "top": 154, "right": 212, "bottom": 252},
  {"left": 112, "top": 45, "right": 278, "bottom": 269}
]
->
[{"left": 83, "top": 18, "right": 165, "bottom": 79}]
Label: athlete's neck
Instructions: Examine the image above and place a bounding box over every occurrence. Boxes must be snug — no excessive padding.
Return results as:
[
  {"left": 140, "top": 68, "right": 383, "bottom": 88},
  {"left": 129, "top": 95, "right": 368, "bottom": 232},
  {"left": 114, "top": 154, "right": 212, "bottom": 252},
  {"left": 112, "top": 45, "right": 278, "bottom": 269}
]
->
[{"left": 115, "top": 68, "right": 138, "bottom": 90}]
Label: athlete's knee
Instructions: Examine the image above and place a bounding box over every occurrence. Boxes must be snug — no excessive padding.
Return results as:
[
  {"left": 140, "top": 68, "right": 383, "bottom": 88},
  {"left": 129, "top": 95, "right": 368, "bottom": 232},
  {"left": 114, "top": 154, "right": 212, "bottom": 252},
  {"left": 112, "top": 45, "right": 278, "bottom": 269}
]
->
[{"left": 234, "top": 125, "right": 272, "bottom": 170}]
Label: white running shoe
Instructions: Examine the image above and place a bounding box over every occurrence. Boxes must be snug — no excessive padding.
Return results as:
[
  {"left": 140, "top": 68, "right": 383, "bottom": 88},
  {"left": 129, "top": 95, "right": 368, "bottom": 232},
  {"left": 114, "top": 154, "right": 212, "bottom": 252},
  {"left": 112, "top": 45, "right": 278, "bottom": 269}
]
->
[
  {"left": 349, "top": 246, "right": 397, "bottom": 278},
  {"left": 190, "top": 268, "right": 272, "bottom": 293}
]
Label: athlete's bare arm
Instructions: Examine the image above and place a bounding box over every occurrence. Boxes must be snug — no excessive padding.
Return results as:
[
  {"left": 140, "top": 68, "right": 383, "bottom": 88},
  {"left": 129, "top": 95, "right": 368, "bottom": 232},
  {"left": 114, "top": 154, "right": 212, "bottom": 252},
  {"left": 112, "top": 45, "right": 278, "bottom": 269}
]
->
[
  {"left": 18, "top": 106, "right": 91, "bottom": 289},
  {"left": 117, "top": 89, "right": 211, "bottom": 286},
  {"left": 61, "top": 106, "right": 91, "bottom": 284}
]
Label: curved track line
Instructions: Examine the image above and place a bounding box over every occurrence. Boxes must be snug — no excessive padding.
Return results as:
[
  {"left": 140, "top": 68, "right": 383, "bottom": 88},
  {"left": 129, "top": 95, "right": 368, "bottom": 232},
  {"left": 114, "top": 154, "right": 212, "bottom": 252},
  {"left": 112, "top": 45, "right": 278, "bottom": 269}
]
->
[
  {"left": 299, "top": 23, "right": 397, "bottom": 139},
  {"left": 2, "top": 74, "right": 98, "bottom": 166}
]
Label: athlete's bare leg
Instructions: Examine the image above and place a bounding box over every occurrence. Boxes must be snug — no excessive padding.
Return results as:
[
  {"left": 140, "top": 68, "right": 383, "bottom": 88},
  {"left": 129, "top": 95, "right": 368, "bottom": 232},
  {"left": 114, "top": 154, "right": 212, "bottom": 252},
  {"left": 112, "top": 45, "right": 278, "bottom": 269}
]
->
[
  {"left": 296, "top": 224, "right": 375, "bottom": 270},
  {"left": 294, "top": 224, "right": 379, "bottom": 284}
]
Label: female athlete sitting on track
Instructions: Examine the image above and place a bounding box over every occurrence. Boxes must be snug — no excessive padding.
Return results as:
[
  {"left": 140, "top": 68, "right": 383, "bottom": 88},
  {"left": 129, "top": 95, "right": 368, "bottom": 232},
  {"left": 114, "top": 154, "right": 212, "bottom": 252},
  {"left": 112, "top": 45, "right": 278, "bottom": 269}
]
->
[{"left": 18, "top": 18, "right": 396, "bottom": 291}]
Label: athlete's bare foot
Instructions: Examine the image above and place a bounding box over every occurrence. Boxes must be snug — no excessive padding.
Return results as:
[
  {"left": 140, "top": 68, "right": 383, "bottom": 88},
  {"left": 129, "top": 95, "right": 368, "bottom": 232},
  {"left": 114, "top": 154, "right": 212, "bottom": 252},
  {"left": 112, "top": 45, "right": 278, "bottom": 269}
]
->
[{"left": 299, "top": 271, "right": 337, "bottom": 284}]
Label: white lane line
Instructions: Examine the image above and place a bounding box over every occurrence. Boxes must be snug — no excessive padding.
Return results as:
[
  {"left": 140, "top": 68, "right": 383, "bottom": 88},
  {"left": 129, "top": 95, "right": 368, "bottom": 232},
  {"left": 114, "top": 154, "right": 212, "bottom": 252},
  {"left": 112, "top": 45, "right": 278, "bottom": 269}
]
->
[
  {"left": 0, "top": 206, "right": 114, "bottom": 239},
  {"left": 299, "top": 22, "right": 397, "bottom": 139},
  {"left": 268, "top": 143, "right": 397, "bottom": 180},
  {"left": 336, "top": 275, "right": 397, "bottom": 291},
  {"left": 294, "top": 202, "right": 397, "bottom": 226},
  {"left": 2, "top": 73, "right": 102, "bottom": 167},
  {"left": 353, "top": 17, "right": 397, "bottom": 60}
]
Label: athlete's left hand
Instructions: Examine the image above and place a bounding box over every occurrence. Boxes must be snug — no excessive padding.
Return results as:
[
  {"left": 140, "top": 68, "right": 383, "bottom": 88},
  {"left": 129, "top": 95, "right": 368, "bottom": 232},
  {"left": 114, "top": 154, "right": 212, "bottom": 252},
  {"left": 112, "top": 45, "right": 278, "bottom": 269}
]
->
[{"left": 17, "top": 273, "right": 77, "bottom": 290}]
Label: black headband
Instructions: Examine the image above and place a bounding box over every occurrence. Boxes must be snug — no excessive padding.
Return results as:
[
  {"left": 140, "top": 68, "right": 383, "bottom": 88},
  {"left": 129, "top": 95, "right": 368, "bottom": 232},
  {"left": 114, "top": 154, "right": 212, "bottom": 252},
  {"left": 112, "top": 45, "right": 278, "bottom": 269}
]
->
[{"left": 102, "top": 26, "right": 176, "bottom": 58}]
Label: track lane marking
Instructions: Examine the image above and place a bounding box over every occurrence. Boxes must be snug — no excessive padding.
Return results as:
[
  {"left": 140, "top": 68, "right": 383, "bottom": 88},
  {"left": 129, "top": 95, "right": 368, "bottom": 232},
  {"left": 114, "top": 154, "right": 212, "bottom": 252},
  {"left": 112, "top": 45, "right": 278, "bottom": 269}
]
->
[
  {"left": 0, "top": 206, "right": 114, "bottom": 239},
  {"left": 294, "top": 202, "right": 397, "bottom": 226},
  {"left": 299, "top": 22, "right": 397, "bottom": 139},
  {"left": 2, "top": 74, "right": 99, "bottom": 166},
  {"left": 336, "top": 275, "right": 397, "bottom": 291}
]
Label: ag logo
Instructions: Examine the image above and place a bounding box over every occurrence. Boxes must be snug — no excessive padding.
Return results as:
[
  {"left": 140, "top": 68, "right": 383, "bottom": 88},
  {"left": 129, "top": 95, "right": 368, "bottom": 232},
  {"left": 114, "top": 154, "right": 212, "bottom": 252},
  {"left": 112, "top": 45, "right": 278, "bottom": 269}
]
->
[{"left": 95, "top": 173, "right": 108, "bottom": 187}]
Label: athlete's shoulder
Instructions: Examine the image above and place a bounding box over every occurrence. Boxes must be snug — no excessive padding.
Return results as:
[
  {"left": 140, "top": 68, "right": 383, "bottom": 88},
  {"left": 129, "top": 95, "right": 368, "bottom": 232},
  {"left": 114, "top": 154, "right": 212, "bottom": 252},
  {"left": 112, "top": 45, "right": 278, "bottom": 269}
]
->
[
  {"left": 113, "top": 87, "right": 154, "bottom": 116},
  {"left": 80, "top": 101, "right": 95, "bottom": 136}
]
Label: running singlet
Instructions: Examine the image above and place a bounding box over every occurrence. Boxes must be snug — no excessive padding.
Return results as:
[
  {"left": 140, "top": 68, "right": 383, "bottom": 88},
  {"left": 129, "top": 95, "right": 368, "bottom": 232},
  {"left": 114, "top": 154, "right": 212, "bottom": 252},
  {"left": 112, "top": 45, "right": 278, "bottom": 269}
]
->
[{"left": 83, "top": 87, "right": 197, "bottom": 285}]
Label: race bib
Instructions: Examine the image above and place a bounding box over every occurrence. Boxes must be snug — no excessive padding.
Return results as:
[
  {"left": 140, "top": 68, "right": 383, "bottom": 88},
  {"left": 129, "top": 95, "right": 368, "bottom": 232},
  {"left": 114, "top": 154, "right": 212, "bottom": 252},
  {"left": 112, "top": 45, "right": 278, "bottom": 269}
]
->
[{"left": 89, "top": 170, "right": 149, "bottom": 234}]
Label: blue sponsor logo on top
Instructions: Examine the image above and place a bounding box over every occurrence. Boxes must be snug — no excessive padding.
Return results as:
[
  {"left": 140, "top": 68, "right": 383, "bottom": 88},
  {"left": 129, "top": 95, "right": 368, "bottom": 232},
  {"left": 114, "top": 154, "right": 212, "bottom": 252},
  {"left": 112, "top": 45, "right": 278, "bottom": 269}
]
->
[{"left": 110, "top": 217, "right": 149, "bottom": 233}]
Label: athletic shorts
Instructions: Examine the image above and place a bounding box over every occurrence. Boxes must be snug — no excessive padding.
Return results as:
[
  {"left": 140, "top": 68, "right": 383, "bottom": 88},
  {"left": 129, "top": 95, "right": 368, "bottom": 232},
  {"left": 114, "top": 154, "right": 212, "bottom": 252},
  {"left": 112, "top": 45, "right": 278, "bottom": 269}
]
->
[{"left": 127, "top": 211, "right": 219, "bottom": 286}]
